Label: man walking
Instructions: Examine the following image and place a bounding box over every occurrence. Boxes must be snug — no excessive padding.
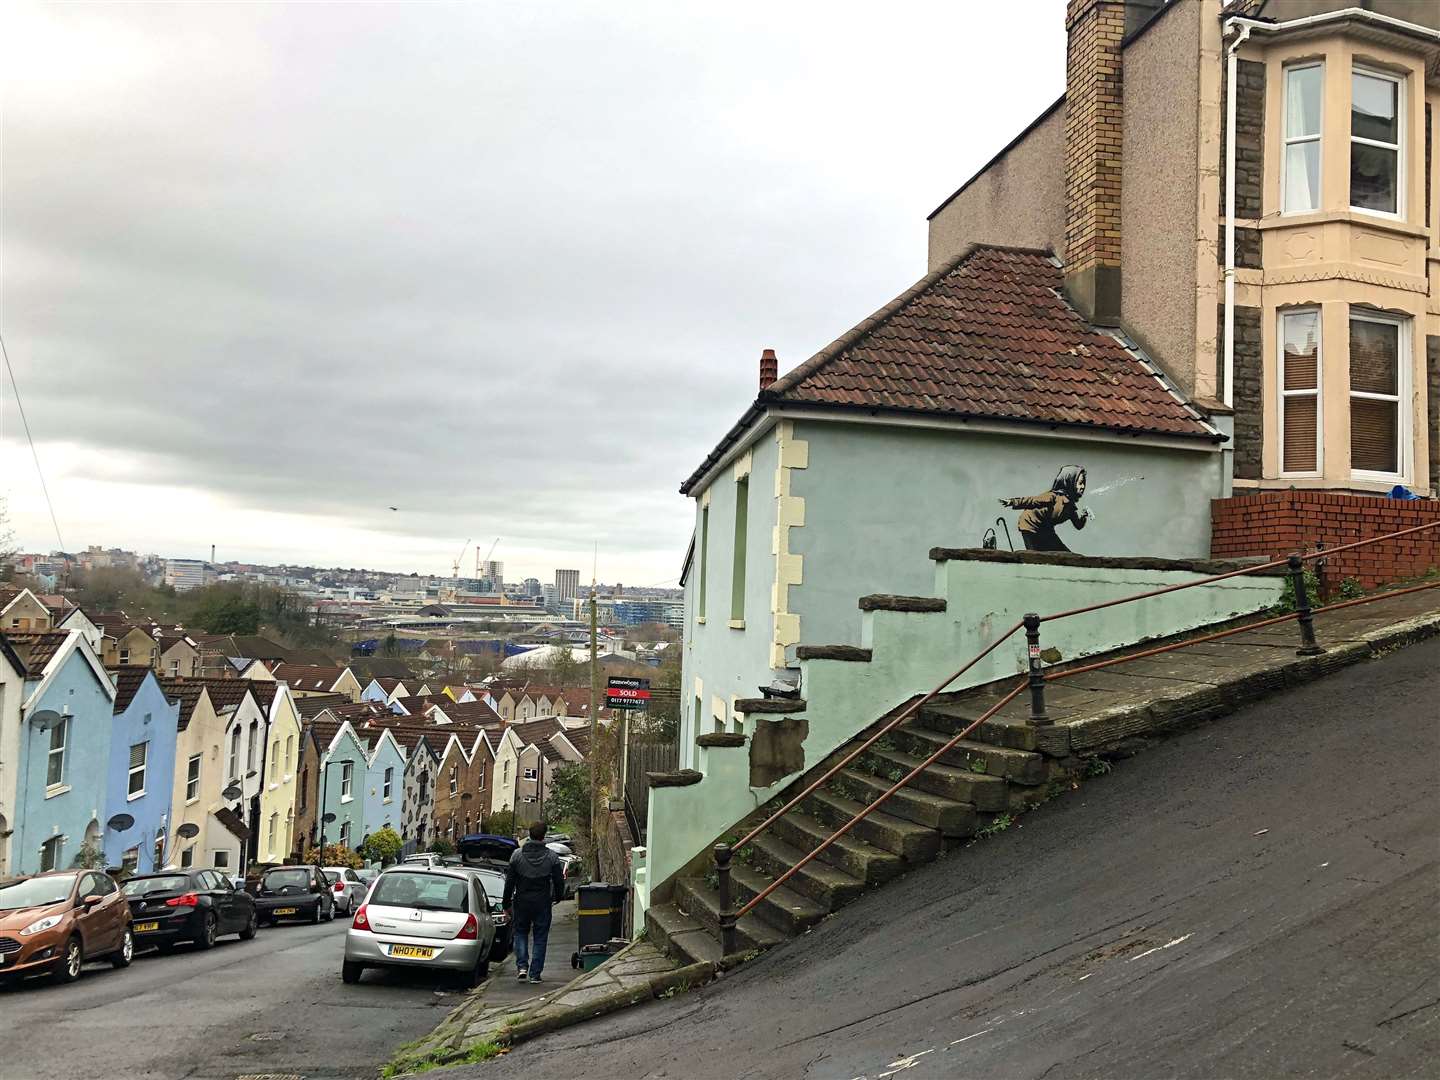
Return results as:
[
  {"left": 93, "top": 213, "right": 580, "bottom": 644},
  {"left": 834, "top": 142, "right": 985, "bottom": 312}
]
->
[{"left": 503, "top": 821, "right": 565, "bottom": 984}]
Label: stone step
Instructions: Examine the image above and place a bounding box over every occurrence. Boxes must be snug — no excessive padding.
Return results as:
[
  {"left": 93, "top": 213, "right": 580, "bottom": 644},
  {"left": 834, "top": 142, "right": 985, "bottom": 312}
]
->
[
  {"left": 832, "top": 768, "right": 978, "bottom": 837},
  {"left": 892, "top": 724, "right": 1047, "bottom": 784},
  {"left": 854, "top": 745, "right": 1010, "bottom": 811},
  {"left": 771, "top": 809, "right": 903, "bottom": 885},
  {"left": 645, "top": 902, "right": 722, "bottom": 967},
  {"left": 802, "top": 787, "right": 941, "bottom": 863},
  {"left": 730, "top": 864, "right": 830, "bottom": 936},
  {"left": 673, "top": 881, "right": 800, "bottom": 944},
  {"left": 746, "top": 832, "right": 866, "bottom": 911},
  {"left": 919, "top": 702, "right": 1070, "bottom": 756}
]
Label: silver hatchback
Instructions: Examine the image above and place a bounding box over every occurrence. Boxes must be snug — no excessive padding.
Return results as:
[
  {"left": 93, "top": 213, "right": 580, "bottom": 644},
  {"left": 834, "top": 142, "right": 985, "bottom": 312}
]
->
[{"left": 342, "top": 868, "right": 495, "bottom": 987}]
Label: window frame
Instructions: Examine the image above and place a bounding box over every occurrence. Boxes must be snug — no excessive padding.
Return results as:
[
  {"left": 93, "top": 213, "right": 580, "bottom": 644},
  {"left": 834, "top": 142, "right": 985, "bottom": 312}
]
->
[
  {"left": 730, "top": 475, "right": 749, "bottom": 627},
  {"left": 46, "top": 718, "right": 69, "bottom": 789},
  {"left": 40, "top": 836, "right": 63, "bottom": 872},
  {"left": 127, "top": 741, "right": 148, "bottom": 799},
  {"left": 697, "top": 505, "right": 709, "bottom": 623},
  {"left": 340, "top": 760, "right": 354, "bottom": 800},
  {"left": 382, "top": 767, "right": 394, "bottom": 802},
  {"left": 449, "top": 766, "right": 458, "bottom": 796},
  {"left": 1349, "top": 65, "right": 1404, "bottom": 220},
  {"left": 1277, "top": 307, "right": 1324, "bottom": 479},
  {"left": 1281, "top": 61, "right": 1324, "bottom": 215},
  {"left": 213, "top": 849, "right": 230, "bottom": 869},
  {"left": 228, "top": 725, "right": 241, "bottom": 782},
  {"left": 1347, "top": 309, "right": 1410, "bottom": 483},
  {"left": 339, "top": 820, "right": 351, "bottom": 849},
  {"left": 186, "top": 754, "right": 202, "bottom": 802}
]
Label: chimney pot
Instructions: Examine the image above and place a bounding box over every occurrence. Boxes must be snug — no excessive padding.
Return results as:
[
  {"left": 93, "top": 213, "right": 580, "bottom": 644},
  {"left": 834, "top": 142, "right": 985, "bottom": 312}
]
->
[{"left": 759, "top": 348, "right": 778, "bottom": 391}]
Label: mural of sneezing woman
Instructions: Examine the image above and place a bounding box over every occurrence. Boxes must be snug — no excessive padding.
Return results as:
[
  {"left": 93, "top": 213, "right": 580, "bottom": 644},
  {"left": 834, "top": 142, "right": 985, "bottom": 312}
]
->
[{"left": 999, "top": 465, "right": 1091, "bottom": 552}]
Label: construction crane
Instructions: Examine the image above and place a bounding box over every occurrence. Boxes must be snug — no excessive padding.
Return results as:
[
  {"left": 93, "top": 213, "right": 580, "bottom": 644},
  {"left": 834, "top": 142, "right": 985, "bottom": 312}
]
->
[{"left": 446, "top": 539, "right": 471, "bottom": 601}]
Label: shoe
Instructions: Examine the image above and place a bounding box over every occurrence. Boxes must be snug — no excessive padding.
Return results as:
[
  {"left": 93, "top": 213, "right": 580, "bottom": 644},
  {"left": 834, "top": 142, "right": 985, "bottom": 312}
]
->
[
  {"left": 516, "top": 969, "right": 528, "bottom": 981},
  {"left": 528, "top": 974, "right": 543, "bottom": 984}
]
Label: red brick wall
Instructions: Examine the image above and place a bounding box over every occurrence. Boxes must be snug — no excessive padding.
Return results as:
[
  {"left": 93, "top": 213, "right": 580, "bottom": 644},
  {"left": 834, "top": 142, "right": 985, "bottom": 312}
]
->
[{"left": 1211, "top": 491, "right": 1440, "bottom": 591}]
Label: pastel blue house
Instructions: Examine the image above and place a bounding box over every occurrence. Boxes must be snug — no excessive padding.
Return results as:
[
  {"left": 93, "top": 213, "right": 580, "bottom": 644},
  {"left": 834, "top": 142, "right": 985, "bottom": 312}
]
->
[
  {"left": 9, "top": 630, "right": 115, "bottom": 874},
  {"left": 361, "top": 729, "right": 406, "bottom": 841},
  {"left": 314, "top": 721, "right": 368, "bottom": 853},
  {"left": 104, "top": 668, "right": 180, "bottom": 874}
]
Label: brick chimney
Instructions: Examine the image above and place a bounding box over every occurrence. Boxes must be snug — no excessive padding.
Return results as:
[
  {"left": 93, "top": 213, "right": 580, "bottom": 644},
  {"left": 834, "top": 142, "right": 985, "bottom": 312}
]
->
[
  {"left": 1062, "top": 0, "right": 1142, "bottom": 326},
  {"left": 759, "top": 348, "right": 778, "bottom": 391}
]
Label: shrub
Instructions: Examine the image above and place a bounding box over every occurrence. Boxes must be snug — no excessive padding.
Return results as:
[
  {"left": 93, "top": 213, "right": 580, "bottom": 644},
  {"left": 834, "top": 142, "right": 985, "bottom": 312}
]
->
[{"left": 360, "top": 826, "right": 403, "bottom": 866}]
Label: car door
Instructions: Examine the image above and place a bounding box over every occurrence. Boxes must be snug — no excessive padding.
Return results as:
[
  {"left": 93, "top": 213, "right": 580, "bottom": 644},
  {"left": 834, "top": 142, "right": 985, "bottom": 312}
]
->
[
  {"left": 469, "top": 877, "right": 495, "bottom": 953},
  {"left": 96, "top": 873, "right": 128, "bottom": 949},
  {"left": 74, "top": 873, "right": 111, "bottom": 955},
  {"left": 344, "top": 868, "right": 364, "bottom": 907},
  {"left": 199, "top": 871, "right": 233, "bottom": 931},
  {"left": 310, "top": 868, "right": 327, "bottom": 910}
]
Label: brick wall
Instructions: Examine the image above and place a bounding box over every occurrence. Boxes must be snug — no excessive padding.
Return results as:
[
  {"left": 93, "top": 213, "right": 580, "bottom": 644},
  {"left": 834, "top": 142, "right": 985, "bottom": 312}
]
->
[
  {"left": 1212, "top": 491, "right": 1440, "bottom": 591},
  {"left": 1064, "top": 0, "right": 1126, "bottom": 278},
  {"left": 1428, "top": 335, "right": 1439, "bottom": 494}
]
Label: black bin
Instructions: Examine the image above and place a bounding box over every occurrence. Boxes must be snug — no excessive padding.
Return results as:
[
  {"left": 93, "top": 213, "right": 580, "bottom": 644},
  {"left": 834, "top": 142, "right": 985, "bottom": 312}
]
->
[{"left": 576, "top": 883, "right": 628, "bottom": 949}]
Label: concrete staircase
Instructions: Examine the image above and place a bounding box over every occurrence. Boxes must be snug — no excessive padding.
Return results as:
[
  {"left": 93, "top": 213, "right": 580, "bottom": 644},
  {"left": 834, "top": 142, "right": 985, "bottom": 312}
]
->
[{"left": 644, "top": 694, "right": 1057, "bottom": 965}]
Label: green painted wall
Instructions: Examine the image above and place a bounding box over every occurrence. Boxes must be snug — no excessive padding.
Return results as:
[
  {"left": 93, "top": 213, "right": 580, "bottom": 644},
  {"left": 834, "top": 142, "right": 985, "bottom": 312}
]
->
[{"left": 788, "top": 420, "right": 1227, "bottom": 653}]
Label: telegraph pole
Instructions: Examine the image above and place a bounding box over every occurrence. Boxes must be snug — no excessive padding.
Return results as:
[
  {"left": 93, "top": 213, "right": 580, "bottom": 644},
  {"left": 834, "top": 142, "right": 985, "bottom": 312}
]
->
[{"left": 587, "top": 562, "right": 599, "bottom": 862}]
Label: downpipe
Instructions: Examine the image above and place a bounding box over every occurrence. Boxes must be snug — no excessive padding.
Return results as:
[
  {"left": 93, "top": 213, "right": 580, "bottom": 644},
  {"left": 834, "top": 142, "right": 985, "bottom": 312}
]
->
[{"left": 1221, "top": 18, "right": 1251, "bottom": 411}]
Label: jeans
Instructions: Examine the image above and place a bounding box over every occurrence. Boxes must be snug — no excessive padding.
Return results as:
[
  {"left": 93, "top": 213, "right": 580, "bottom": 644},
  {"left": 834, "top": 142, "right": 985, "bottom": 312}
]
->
[{"left": 512, "top": 900, "right": 553, "bottom": 977}]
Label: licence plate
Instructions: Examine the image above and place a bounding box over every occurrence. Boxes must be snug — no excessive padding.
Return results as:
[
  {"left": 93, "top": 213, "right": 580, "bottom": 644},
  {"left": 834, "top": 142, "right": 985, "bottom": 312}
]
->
[
  {"left": 390, "top": 945, "right": 436, "bottom": 960},
  {"left": 274, "top": 907, "right": 298, "bottom": 916},
  {"left": 134, "top": 921, "right": 160, "bottom": 932}
]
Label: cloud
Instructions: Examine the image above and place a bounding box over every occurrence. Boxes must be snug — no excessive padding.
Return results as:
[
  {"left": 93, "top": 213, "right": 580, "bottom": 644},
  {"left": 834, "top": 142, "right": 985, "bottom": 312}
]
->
[{"left": 1, "top": 0, "right": 1064, "bottom": 584}]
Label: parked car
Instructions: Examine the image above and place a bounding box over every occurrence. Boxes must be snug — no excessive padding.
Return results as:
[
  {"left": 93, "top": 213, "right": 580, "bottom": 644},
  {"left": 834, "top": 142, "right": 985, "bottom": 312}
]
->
[
  {"left": 122, "top": 869, "right": 258, "bottom": 951},
  {"left": 355, "top": 868, "right": 378, "bottom": 889},
  {"left": 252, "top": 866, "right": 335, "bottom": 925},
  {"left": 460, "top": 867, "right": 511, "bottom": 961},
  {"left": 342, "top": 867, "right": 494, "bottom": 987},
  {"left": 0, "top": 870, "right": 133, "bottom": 985},
  {"left": 323, "top": 867, "right": 367, "bottom": 916},
  {"left": 401, "top": 852, "right": 445, "bottom": 869}
]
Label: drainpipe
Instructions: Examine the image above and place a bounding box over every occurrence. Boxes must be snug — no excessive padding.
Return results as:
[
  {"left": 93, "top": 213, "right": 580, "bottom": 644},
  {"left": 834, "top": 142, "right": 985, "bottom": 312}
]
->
[{"left": 1221, "top": 19, "right": 1251, "bottom": 410}]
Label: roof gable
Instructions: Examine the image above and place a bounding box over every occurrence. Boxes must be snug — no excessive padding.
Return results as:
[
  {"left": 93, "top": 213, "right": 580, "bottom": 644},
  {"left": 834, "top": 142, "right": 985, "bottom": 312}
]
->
[{"left": 681, "top": 245, "right": 1219, "bottom": 494}]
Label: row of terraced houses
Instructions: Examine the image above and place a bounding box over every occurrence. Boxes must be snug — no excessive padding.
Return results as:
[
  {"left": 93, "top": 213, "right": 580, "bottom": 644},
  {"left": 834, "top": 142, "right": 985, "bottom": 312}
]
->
[{"left": 0, "top": 586, "right": 591, "bottom": 877}]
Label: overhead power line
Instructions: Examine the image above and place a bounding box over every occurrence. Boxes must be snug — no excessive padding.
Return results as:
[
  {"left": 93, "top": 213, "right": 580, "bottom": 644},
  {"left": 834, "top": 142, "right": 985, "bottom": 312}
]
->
[{"left": 0, "top": 333, "right": 66, "bottom": 550}]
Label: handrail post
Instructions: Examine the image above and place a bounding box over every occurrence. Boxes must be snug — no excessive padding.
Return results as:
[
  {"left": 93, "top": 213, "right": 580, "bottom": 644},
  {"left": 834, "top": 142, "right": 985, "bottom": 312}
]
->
[
  {"left": 1023, "top": 613, "right": 1051, "bottom": 725},
  {"left": 1288, "top": 554, "right": 1325, "bottom": 656},
  {"left": 715, "top": 842, "right": 738, "bottom": 956}
]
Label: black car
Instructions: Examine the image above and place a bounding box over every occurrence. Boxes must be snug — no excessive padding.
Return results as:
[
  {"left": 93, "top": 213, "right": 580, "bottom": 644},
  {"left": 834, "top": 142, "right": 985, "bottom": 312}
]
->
[
  {"left": 466, "top": 867, "right": 512, "bottom": 961},
  {"left": 251, "top": 865, "right": 335, "bottom": 925},
  {"left": 122, "top": 869, "right": 258, "bottom": 952}
]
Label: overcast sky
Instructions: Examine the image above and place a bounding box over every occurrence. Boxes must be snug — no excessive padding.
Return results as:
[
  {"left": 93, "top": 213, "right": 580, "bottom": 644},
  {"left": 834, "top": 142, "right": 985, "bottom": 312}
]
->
[{"left": 1, "top": 1, "right": 1064, "bottom": 586}]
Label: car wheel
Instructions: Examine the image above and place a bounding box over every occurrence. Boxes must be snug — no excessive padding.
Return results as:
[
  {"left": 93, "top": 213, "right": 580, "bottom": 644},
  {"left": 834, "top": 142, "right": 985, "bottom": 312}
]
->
[
  {"left": 321, "top": 899, "right": 334, "bottom": 923},
  {"left": 341, "top": 961, "right": 364, "bottom": 984},
  {"left": 310, "top": 901, "right": 322, "bottom": 925},
  {"left": 111, "top": 928, "right": 134, "bottom": 969},
  {"left": 53, "top": 937, "right": 83, "bottom": 984},
  {"left": 239, "top": 911, "right": 258, "bottom": 941},
  {"left": 194, "top": 912, "right": 217, "bottom": 950}
]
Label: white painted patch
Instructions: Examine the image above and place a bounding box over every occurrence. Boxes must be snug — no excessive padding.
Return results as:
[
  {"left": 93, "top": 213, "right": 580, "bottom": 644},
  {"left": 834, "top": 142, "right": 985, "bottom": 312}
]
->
[
  {"left": 877, "top": 1049, "right": 934, "bottom": 1078},
  {"left": 1078, "top": 973, "right": 1092, "bottom": 981},
  {"left": 1127, "top": 934, "right": 1193, "bottom": 962},
  {"left": 948, "top": 1029, "right": 994, "bottom": 1046},
  {"left": 1087, "top": 475, "right": 1146, "bottom": 497}
]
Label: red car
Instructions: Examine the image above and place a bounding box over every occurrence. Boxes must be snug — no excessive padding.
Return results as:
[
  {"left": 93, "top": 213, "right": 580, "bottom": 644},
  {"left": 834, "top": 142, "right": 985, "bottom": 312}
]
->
[{"left": 0, "top": 870, "right": 134, "bottom": 985}]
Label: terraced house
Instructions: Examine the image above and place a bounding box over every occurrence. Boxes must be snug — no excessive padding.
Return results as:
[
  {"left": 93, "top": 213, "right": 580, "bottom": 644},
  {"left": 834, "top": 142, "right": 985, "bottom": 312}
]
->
[{"left": 651, "top": 0, "right": 1439, "bottom": 933}]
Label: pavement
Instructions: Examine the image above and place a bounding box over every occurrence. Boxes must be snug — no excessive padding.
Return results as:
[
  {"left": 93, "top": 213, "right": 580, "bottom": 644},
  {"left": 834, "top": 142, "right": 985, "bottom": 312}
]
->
[
  {"left": 0, "top": 914, "right": 456, "bottom": 1080},
  {"left": 444, "top": 632, "right": 1440, "bottom": 1080}
]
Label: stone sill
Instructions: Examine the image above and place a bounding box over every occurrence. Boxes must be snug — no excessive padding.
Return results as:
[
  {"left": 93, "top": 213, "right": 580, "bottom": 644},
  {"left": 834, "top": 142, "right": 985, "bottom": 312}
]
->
[
  {"left": 928, "top": 546, "right": 1281, "bottom": 576},
  {"left": 1256, "top": 209, "right": 1430, "bottom": 241}
]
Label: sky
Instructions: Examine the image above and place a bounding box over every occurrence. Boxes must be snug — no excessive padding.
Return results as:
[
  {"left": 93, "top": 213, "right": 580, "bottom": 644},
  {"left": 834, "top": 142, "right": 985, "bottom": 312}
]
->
[{"left": 1, "top": 1, "right": 1065, "bottom": 586}]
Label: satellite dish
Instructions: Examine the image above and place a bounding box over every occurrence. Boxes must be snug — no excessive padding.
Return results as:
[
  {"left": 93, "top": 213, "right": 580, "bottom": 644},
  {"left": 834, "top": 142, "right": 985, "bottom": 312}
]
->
[
  {"left": 221, "top": 784, "right": 244, "bottom": 801},
  {"left": 176, "top": 823, "right": 200, "bottom": 840},
  {"left": 29, "top": 709, "right": 66, "bottom": 731},
  {"left": 106, "top": 813, "right": 135, "bottom": 832},
  {"left": 322, "top": 812, "right": 337, "bottom": 823}
]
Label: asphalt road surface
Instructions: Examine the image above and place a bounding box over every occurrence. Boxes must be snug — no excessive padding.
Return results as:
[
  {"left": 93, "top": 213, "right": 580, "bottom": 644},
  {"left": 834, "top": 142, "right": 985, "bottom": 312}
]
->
[
  {"left": 467, "top": 636, "right": 1440, "bottom": 1080},
  {"left": 0, "top": 913, "right": 465, "bottom": 1080}
]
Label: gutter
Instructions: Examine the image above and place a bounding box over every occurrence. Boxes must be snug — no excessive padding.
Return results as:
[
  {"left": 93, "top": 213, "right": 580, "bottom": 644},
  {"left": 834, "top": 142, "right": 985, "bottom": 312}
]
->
[{"left": 1218, "top": 6, "right": 1440, "bottom": 409}]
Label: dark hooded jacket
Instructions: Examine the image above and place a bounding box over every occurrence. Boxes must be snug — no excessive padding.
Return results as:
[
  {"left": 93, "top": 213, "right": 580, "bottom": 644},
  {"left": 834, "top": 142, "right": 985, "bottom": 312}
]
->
[
  {"left": 1005, "top": 466, "right": 1088, "bottom": 552},
  {"left": 503, "top": 839, "right": 564, "bottom": 908}
]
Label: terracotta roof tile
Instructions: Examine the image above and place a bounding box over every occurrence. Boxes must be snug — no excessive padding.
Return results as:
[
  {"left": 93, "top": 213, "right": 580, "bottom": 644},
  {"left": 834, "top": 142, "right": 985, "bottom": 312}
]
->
[
  {"left": 272, "top": 663, "right": 345, "bottom": 691},
  {"left": 1, "top": 631, "right": 71, "bottom": 676},
  {"left": 682, "top": 246, "right": 1218, "bottom": 494},
  {"left": 109, "top": 666, "right": 154, "bottom": 714},
  {"left": 295, "top": 693, "right": 351, "bottom": 719}
]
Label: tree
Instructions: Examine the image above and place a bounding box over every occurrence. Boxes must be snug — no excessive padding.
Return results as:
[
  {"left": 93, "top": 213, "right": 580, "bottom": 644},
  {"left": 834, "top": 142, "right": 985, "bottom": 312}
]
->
[
  {"left": 545, "top": 763, "right": 590, "bottom": 830},
  {"left": 427, "top": 837, "right": 456, "bottom": 857},
  {"left": 485, "top": 810, "right": 515, "bottom": 838},
  {"left": 0, "top": 499, "right": 17, "bottom": 579},
  {"left": 303, "top": 842, "right": 364, "bottom": 869},
  {"left": 360, "top": 826, "right": 403, "bottom": 867},
  {"left": 71, "top": 839, "right": 107, "bottom": 869}
]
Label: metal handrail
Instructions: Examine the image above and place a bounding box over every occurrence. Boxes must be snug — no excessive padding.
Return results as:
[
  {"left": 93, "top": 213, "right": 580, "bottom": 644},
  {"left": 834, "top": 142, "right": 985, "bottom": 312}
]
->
[{"left": 713, "top": 518, "right": 1440, "bottom": 952}]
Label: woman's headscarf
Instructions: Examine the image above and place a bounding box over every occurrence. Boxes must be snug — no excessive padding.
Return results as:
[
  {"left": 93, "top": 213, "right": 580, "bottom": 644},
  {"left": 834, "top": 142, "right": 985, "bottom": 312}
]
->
[{"left": 1050, "top": 465, "right": 1086, "bottom": 500}]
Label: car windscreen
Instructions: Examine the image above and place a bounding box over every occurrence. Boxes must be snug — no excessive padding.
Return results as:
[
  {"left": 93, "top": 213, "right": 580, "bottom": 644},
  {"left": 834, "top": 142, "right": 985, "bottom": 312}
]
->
[
  {"left": 122, "top": 875, "right": 192, "bottom": 897},
  {"left": 369, "top": 872, "right": 468, "bottom": 913},
  {"left": 0, "top": 874, "right": 77, "bottom": 910},
  {"left": 262, "top": 869, "right": 311, "bottom": 889}
]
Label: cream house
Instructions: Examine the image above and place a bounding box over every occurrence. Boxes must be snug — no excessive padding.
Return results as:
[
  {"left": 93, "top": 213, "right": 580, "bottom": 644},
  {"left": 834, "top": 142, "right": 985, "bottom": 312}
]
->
[
  {"left": 257, "top": 682, "right": 303, "bottom": 864},
  {"left": 0, "top": 587, "right": 52, "bottom": 631}
]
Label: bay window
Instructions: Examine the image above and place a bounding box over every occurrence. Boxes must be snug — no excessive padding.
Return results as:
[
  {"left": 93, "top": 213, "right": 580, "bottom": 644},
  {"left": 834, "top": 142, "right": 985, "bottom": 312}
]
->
[
  {"left": 1348, "top": 312, "right": 1406, "bottom": 479},
  {"left": 1282, "top": 64, "right": 1322, "bottom": 213},
  {"left": 1350, "top": 68, "right": 1401, "bottom": 216},
  {"left": 1279, "top": 310, "right": 1321, "bottom": 475}
]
